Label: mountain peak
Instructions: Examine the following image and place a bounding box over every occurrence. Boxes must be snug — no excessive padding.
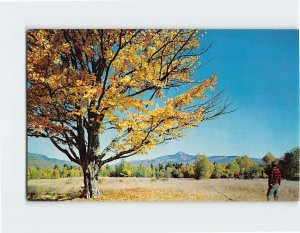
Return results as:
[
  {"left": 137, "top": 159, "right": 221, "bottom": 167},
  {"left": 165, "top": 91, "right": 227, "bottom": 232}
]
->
[{"left": 175, "top": 151, "right": 186, "bottom": 156}]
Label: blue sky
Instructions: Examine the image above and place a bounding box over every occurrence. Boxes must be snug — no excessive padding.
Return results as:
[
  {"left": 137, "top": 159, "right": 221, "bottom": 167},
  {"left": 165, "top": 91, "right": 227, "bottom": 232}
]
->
[{"left": 28, "top": 30, "right": 299, "bottom": 160}]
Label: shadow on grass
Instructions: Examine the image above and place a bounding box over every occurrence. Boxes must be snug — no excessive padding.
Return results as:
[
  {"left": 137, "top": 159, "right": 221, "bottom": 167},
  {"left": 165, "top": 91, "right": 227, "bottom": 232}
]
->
[{"left": 27, "top": 192, "right": 82, "bottom": 201}]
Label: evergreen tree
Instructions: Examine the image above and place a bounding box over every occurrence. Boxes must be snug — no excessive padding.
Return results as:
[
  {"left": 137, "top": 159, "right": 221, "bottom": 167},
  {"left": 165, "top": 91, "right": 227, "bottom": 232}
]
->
[{"left": 279, "top": 148, "right": 299, "bottom": 180}]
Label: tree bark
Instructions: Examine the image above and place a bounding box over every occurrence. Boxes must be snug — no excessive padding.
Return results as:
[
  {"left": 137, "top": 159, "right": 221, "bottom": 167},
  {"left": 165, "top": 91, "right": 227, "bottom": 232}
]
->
[{"left": 82, "top": 160, "right": 100, "bottom": 198}]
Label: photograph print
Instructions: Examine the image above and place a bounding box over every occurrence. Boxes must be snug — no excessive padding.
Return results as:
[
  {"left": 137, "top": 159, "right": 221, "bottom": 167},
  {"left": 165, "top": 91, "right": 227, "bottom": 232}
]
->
[{"left": 26, "top": 29, "right": 299, "bottom": 201}]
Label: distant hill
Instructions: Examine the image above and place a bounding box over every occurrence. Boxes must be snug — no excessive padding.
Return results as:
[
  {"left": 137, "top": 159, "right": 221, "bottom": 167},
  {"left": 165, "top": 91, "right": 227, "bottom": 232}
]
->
[
  {"left": 128, "top": 151, "right": 262, "bottom": 166},
  {"left": 208, "top": 155, "right": 239, "bottom": 164},
  {"left": 129, "top": 151, "right": 195, "bottom": 166},
  {"left": 27, "top": 151, "right": 263, "bottom": 169},
  {"left": 27, "top": 152, "right": 78, "bottom": 169}
]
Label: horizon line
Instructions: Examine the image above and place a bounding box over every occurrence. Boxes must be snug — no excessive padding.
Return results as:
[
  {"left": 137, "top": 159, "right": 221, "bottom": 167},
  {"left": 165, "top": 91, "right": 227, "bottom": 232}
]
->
[{"left": 28, "top": 149, "right": 297, "bottom": 161}]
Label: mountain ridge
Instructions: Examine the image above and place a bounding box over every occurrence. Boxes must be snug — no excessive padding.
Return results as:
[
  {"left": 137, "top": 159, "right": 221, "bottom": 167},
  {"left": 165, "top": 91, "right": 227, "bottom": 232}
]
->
[
  {"left": 28, "top": 152, "right": 78, "bottom": 169},
  {"left": 27, "top": 151, "right": 263, "bottom": 168},
  {"left": 128, "top": 151, "right": 262, "bottom": 166}
]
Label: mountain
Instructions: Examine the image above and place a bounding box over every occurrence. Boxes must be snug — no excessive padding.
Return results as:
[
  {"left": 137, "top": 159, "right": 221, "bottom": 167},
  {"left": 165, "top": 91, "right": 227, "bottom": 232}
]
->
[
  {"left": 128, "top": 151, "right": 262, "bottom": 166},
  {"left": 129, "top": 151, "right": 196, "bottom": 166},
  {"left": 27, "top": 151, "right": 263, "bottom": 169},
  {"left": 27, "top": 152, "right": 78, "bottom": 169},
  {"left": 208, "top": 155, "right": 239, "bottom": 164}
]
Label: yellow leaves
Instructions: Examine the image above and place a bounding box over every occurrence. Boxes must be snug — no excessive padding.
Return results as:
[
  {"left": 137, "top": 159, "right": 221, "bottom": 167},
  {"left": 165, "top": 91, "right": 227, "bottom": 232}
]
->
[
  {"left": 155, "top": 89, "right": 164, "bottom": 98},
  {"left": 126, "top": 98, "right": 152, "bottom": 111},
  {"left": 208, "top": 86, "right": 216, "bottom": 91},
  {"left": 83, "top": 88, "right": 97, "bottom": 99},
  {"left": 115, "top": 122, "right": 123, "bottom": 132},
  {"left": 210, "top": 75, "right": 217, "bottom": 85},
  {"left": 27, "top": 29, "right": 219, "bottom": 158},
  {"left": 105, "top": 110, "right": 116, "bottom": 120},
  {"left": 164, "top": 119, "right": 173, "bottom": 128},
  {"left": 75, "top": 80, "right": 83, "bottom": 86},
  {"left": 182, "top": 93, "right": 193, "bottom": 105},
  {"left": 122, "top": 75, "right": 131, "bottom": 84},
  {"left": 147, "top": 46, "right": 156, "bottom": 55},
  {"left": 72, "top": 109, "right": 87, "bottom": 117},
  {"left": 54, "top": 58, "right": 61, "bottom": 65},
  {"left": 106, "top": 49, "right": 114, "bottom": 58},
  {"left": 63, "top": 43, "right": 70, "bottom": 48},
  {"left": 82, "top": 46, "right": 95, "bottom": 58},
  {"left": 165, "top": 75, "right": 218, "bottom": 110},
  {"left": 90, "top": 106, "right": 97, "bottom": 113}
]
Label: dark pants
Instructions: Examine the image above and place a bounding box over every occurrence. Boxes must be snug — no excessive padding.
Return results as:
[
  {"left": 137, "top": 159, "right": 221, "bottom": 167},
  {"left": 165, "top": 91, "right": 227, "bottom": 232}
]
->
[{"left": 267, "top": 184, "right": 280, "bottom": 201}]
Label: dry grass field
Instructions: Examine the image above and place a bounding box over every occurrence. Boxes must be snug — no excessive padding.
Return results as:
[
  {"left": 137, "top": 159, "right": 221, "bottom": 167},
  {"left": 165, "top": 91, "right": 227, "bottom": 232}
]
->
[{"left": 27, "top": 177, "right": 299, "bottom": 202}]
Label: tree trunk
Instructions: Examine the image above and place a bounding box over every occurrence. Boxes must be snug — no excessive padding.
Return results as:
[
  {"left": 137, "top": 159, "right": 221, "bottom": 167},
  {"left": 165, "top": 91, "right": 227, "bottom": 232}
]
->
[{"left": 82, "top": 161, "right": 100, "bottom": 198}]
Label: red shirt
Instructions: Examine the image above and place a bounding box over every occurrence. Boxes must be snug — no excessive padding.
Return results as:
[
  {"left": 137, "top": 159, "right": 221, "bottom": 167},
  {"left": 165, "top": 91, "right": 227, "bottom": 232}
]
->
[{"left": 268, "top": 167, "right": 281, "bottom": 185}]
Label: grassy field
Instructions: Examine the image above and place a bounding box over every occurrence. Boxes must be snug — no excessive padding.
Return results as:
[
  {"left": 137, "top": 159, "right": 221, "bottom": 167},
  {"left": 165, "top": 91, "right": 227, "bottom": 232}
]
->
[{"left": 27, "top": 177, "right": 299, "bottom": 202}]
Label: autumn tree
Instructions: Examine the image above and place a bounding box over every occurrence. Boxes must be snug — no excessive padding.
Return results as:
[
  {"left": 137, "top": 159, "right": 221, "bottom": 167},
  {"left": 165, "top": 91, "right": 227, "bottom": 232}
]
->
[
  {"left": 211, "top": 163, "right": 226, "bottom": 178},
  {"left": 242, "top": 163, "right": 262, "bottom": 179},
  {"left": 227, "top": 161, "right": 240, "bottom": 178},
  {"left": 27, "top": 29, "right": 230, "bottom": 198},
  {"left": 115, "top": 160, "right": 132, "bottom": 177},
  {"left": 194, "top": 155, "right": 213, "bottom": 179},
  {"left": 235, "top": 155, "right": 252, "bottom": 173},
  {"left": 262, "top": 152, "right": 276, "bottom": 175}
]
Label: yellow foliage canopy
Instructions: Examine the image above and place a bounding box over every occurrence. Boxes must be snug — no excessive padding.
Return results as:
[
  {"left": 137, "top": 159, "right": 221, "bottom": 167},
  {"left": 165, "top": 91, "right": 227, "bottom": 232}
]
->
[{"left": 27, "top": 29, "right": 227, "bottom": 165}]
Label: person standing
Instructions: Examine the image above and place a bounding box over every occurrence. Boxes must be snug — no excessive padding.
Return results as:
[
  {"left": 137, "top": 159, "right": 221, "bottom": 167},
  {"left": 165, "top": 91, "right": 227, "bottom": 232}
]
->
[{"left": 267, "top": 162, "right": 281, "bottom": 201}]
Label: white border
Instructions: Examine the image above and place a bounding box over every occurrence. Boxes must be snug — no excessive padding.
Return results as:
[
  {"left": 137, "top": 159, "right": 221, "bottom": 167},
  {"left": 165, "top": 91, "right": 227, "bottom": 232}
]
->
[{"left": 0, "top": 1, "right": 299, "bottom": 233}]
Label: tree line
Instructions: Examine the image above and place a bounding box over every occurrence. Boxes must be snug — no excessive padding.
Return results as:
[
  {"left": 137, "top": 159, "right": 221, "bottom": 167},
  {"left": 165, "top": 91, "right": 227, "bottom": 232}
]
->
[
  {"left": 27, "top": 164, "right": 82, "bottom": 179},
  {"left": 28, "top": 148, "right": 299, "bottom": 180}
]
